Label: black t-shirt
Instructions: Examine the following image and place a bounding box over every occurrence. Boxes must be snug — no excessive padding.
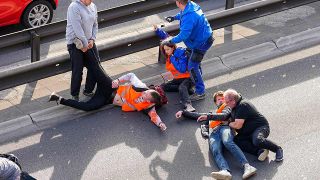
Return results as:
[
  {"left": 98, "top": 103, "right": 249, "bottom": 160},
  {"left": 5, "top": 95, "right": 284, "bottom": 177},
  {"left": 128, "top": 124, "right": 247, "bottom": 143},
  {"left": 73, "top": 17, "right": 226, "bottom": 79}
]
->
[{"left": 231, "top": 98, "right": 269, "bottom": 136}]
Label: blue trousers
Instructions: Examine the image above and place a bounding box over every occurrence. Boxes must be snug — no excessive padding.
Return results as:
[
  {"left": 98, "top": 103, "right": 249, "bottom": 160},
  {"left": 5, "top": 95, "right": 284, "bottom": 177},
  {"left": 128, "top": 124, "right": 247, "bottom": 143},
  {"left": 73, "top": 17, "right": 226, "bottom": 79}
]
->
[
  {"left": 187, "top": 36, "right": 214, "bottom": 94},
  {"left": 209, "top": 126, "right": 248, "bottom": 171}
]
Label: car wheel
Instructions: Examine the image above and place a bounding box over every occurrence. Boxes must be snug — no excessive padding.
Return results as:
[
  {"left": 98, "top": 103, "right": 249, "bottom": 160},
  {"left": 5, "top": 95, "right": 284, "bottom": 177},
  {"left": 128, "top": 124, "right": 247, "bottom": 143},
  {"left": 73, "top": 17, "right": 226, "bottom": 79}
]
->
[{"left": 22, "top": 0, "right": 53, "bottom": 28}]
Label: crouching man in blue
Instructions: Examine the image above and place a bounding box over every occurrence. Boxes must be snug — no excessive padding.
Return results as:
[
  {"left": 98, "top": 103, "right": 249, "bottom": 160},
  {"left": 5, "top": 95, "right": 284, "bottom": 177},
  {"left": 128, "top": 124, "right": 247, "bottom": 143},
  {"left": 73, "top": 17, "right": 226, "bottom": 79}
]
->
[
  {"left": 162, "top": 0, "right": 214, "bottom": 101},
  {"left": 176, "top": 91, "right": 257, "bottom": 179},
  {"left": 154, "top": 25, "right": 195, "bottom": 112}
]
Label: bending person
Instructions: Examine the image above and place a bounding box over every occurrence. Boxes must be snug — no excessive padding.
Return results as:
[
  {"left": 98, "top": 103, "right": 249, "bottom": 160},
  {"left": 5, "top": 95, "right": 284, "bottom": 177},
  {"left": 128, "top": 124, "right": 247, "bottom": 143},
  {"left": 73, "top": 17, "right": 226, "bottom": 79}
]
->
[
  {"left": 176, "top": 91, "right": 256, "bottom": 179},
  {"left": 49, "top": 49, "right": 167, "bottom": 131},
  {"left": 162, "top": 0, "right": 214, "bottom": 101},
  {"left": 154, "top": 25, "right": 195, "bottom": 112}
]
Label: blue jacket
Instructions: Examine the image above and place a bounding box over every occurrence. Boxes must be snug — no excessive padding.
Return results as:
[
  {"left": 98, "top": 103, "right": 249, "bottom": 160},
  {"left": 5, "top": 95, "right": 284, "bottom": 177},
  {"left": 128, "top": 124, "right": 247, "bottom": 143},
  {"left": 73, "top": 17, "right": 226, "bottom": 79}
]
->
[
  {"left": 155, "top": 28, "right": 169, "bottom": 40},
  {"left": 171, "top": 1, "right": 213, "bottom": 50},
  {"left": 155, "top": 28, "right": 188, "bottom": 73},
  {"left": 170, "top": 47, "right": 188, "bottom": 73}
]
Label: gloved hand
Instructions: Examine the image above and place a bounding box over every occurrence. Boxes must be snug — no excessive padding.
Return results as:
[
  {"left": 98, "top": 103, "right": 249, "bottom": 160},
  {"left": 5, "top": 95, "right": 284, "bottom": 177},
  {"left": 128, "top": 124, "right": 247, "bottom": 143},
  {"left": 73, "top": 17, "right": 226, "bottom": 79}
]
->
[
  {"left": 160, "top": 38, "right": 174, "bottom": 46},
  {"left": 165, "top": 16, "right": 175, "bottom": 23}
]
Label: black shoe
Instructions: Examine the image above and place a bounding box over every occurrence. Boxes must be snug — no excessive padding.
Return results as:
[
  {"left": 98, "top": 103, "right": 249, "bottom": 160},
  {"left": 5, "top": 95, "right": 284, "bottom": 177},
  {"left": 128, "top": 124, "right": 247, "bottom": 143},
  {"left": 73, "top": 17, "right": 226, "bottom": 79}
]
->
[
  {"left": 83, "top": 91, "right": 94, "bottom": 97},
  {"left": 190, "top": 93, "right": 205, "bottom": 101},
  {"left": 72, "top": 95, "right": 79, "bottom": 101},
  {"left": 275, "top": 147, "right": 283, "bottom": 162},
  {"left": 48, "top": 92, "right": 61, "bottom": 105}
]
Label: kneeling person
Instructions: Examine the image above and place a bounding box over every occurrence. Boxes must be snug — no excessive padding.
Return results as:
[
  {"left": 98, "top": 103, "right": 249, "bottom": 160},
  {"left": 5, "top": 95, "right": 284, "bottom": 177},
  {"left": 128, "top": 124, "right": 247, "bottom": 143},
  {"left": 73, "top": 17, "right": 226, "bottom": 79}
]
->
[{"left": 154, "top": 25, "right": 195, "bottom": 112}]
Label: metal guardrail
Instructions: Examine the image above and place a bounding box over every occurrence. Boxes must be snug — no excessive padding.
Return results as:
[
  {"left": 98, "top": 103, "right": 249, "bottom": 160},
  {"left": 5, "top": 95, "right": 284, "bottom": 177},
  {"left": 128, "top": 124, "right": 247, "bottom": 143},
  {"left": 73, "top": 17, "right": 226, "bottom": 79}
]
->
[
  {"left": 0, "top": 0, "right": 177, "bottom": 61},
  {"left": 0, "top": 0, "right": 318, "bottom": 91}
]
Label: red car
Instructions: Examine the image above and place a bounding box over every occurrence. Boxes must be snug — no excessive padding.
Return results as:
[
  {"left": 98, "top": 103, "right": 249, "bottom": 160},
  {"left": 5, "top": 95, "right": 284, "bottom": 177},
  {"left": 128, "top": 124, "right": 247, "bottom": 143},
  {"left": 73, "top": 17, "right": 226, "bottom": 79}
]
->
[{"left": 0, "top": 0, "right": 59, "bottom": 28}]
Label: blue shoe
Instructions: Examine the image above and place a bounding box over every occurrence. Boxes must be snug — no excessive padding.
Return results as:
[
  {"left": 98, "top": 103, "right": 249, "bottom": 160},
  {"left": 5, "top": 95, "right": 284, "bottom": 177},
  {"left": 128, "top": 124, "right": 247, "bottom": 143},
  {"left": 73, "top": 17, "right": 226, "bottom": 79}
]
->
[{"left": 275, "top": 148, "right": 283, "bottom": 162}]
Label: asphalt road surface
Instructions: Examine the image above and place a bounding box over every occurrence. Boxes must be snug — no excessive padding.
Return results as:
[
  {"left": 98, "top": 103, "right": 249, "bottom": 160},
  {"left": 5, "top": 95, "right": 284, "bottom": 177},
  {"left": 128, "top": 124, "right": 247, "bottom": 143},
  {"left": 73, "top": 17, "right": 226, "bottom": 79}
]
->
[{"left": 1, "top": 44, "right": 320, "bottom": 179}]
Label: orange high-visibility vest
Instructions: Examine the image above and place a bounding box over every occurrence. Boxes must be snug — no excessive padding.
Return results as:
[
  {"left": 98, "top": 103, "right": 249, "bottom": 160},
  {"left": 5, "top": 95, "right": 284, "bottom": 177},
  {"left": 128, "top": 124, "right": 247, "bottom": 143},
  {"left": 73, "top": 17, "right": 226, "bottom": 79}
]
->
[
  {"left": 116, "top": 85, "right": 153, "bottom": 112},
  {"left": 209, "top": 103, "right": 226, "bottom": 129},
  {"left": 165, "top": 57, "right": 190, "bottom": 79}
]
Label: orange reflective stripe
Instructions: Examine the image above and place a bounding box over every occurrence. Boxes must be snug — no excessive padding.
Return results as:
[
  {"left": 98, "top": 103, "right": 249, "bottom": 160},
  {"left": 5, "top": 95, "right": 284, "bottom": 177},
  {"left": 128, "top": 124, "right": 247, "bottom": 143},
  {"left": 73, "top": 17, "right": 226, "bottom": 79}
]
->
[
  {"left": 117, "top": 85, "right": 152, "bottom": 111},
  {"left": 209, "top": 103, "right": 226, "bottom": 129},
  {"left": 165, "top": 58, "right": 190, "bottom": 79},
  {"left": 149, "top": 110, "right": 158, "bottom": 124},
  {"left": 121, "top": 86, "right": 137, "bottom": 111}
]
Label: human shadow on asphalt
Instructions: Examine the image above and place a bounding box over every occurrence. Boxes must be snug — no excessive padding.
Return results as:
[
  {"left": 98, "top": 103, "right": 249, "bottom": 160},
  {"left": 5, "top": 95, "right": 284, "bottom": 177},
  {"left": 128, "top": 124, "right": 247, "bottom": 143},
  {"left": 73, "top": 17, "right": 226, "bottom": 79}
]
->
[
  {"left": 2, "top": 54, "right": 320, "bottom": 179},
  {"left": 2, "top": 92, "right": 209, "bottom": 179},
  {"left": 148, "top": 96, "right": 214, "bottom": 180},
  {"left": 1, "top": 2, "right": 320, "bottom": 179}
]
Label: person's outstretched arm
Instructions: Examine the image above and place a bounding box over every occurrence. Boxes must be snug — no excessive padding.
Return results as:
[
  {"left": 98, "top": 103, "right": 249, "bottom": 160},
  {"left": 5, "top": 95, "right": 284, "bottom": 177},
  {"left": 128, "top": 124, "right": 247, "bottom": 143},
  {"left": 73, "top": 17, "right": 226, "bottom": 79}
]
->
[
  {"left": 197, "top": 108, "right": 232, "bottom": 122},
  {"left": 154, "top": 27, "right": 169, "bottom": 40},
  {"left": 115, "top": 73, "right": 147, "bottom": 88},
  {"left": 145, "top": 107, "right": 167, "bottom": 131},
  {"left": 182, "top": 110, "right": 207, "bottom": 120}
]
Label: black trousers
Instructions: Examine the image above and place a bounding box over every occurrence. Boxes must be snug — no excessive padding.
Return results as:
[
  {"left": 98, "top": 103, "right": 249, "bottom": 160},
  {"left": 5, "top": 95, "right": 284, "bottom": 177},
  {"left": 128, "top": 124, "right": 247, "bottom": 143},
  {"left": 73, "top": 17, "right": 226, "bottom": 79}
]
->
[
  {"left": 161, "top": 78, "right": 193, "bottom": 105},
  {"left": 67, "top": 43, "right": 99, "bottom": 96},
  {"left": 233, "top": 125, "right": 280, "bottom": 156},
  {"left": 61, "top": 48, "right": 115, "bottom": 111}
]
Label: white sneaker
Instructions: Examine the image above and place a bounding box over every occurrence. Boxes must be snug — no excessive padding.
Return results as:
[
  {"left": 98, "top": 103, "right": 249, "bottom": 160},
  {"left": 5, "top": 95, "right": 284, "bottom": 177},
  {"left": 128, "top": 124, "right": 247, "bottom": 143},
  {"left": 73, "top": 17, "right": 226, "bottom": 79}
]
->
[
  {"left": 211, "top": 170, "right": 232, "bottom": 180},
  {"left": 242, "top": 164, "right": 257, "bottom": 179},
  {"left": 184, "top": 103, "right": 196, "bottom": 112},
  {"left": 257, "top": 149, "right": 269, "bottom": 161}
]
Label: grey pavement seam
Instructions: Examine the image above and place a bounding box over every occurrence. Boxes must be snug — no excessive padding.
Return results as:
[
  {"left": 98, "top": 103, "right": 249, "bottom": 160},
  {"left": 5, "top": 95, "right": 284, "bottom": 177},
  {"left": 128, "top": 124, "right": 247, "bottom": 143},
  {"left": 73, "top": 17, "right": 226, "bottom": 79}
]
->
[
  {"left": 28, "top": 114, "right": 40, "bottom": 129},
  {"left": 217, "top": 56, "right": 233, "bottom": 70},
  {"left": 271, "top": 39, "right": 283, "bottom": 53}
]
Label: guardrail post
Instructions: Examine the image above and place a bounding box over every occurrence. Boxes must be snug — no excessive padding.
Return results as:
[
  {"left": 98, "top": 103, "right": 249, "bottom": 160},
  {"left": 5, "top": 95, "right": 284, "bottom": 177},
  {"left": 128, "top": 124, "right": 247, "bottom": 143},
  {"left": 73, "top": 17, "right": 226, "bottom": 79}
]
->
[
  {"left": 30, "top": 31, "right": 40, "bottom": 62},
  {"left": 157, "top": 25, "right": 166, "bottom": 64},
  {"left": 158, "top": 46, "right": 166, "bottom": 64},
  {"left": 226, "top": 0, "right": 235, "bottom": 9}
]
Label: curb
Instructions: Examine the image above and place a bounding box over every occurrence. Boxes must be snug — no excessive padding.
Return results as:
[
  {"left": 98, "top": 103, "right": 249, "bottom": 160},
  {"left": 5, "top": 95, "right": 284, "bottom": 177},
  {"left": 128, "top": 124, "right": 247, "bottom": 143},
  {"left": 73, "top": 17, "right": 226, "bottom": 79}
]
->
[{"left": 1, "top": 25, "right": 320, "bottom": 144}]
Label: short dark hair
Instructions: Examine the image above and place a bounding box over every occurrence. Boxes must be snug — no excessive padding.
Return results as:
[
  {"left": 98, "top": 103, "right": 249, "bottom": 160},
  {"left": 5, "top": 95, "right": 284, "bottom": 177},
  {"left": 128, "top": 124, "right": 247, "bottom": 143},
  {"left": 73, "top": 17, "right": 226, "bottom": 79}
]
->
[
  {"left": 213, "top": 91, "right": 224, "bottom": 103},
  {"left": 176, "top": 0, "right": 188, "bottom": 5},
  {"left": 150, "top": 91, "right": 162, "bottom": 106}
]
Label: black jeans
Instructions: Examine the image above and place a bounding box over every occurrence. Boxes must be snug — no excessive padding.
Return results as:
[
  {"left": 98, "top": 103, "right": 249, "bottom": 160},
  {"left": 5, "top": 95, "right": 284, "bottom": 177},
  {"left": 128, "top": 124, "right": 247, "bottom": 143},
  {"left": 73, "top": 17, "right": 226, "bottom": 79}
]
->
[
  {"left": 161, "top": 78, "right": 193, "bottom": 105},
  {"left": 67, "top": 43, "right": 99, "bottom": 96},
  {"left": 61, "top": 48, "right": 114, "bottom": 111},
  {"left": 233, "top": 125, "right": 280, "bottom": 156}
]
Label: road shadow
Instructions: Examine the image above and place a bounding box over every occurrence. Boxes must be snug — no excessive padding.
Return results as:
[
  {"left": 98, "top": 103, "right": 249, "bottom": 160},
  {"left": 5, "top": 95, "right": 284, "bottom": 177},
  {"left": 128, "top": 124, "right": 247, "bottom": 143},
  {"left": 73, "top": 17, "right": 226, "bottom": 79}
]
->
[{"left": 1, "top": 2, "right": 320, "bottom": 178}]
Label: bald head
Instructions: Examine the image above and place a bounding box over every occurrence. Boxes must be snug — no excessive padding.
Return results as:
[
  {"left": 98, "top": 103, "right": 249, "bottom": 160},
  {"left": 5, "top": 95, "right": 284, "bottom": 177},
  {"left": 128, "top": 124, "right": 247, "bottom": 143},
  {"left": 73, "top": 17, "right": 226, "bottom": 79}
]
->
[
  {"left": 0, "top": 157, "right": 21, "bottom": 180},
  {"left": 224, "top": 89, "right": 240, "bottom": 101},
  {"left": 223, "top": 89, "right": 241, "bottom": 108}
]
